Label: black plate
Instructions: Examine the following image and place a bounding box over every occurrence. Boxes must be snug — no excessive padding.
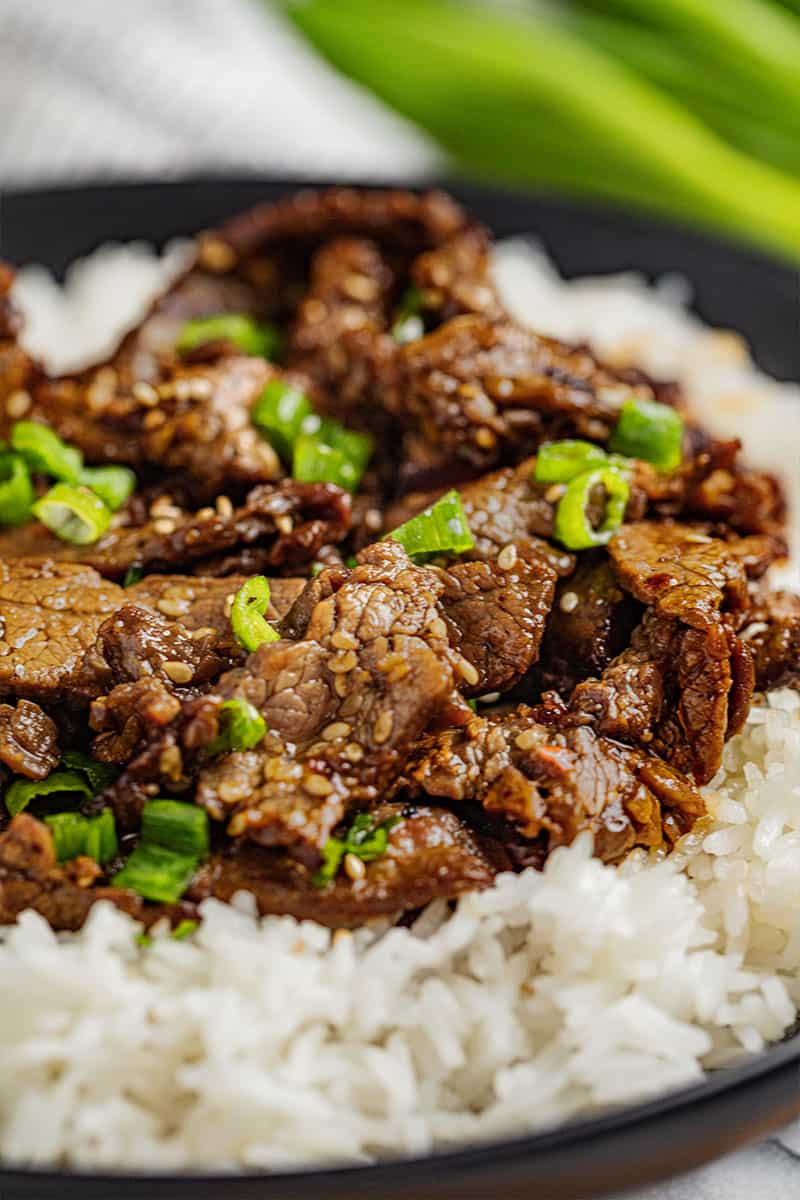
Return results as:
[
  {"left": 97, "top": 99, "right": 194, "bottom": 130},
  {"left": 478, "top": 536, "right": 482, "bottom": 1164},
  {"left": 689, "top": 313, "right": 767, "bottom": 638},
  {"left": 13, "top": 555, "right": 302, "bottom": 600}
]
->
[{"left": 1, "top": 177, "right": 799, "bottom": 1200}]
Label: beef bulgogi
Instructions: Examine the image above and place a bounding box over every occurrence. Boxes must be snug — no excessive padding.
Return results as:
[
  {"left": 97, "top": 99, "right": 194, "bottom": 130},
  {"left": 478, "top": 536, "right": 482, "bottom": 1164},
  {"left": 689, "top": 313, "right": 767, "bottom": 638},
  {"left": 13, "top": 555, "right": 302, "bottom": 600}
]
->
[{"left": 0, "top": 187, "right": 795, "bottom": 933}]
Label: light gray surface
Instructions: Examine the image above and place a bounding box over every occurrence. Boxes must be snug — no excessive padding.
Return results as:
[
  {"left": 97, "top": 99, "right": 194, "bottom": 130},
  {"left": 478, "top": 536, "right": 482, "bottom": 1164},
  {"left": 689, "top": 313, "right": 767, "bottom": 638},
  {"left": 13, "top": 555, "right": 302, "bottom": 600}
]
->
[{"left": 1, "top": 1, "right": 798, "bottom": 1193}]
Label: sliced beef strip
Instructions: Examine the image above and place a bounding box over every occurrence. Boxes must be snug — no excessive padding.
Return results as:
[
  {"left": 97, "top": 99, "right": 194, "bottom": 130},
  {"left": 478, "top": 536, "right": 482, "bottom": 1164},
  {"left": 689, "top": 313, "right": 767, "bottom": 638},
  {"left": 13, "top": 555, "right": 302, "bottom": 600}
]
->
[
  {"left": 0, "top": 699, "right": 60, "bottom": 780},
  {"left": 90, "top": 677, "right": 183, "bottom": 767},
  {"left": 436, "top": 550, "right": 558, "bottom": 697},
  {"left": 1, "top": 481, "right": 352, "bottom": 580},
  {"left": 398, "top": 705, "right": 704, "bottom": 865},
  {"left": 743, "top": 591, "right": 800, "bottom": 691},
  {"left": 190, "top": 801, "right": 496, "bottom": 928},
  {"left": 383, "top": 315, "right": 652, "bottom": 471},
  {"left": 410, "top": 225, "right": 507, "bottom": 325}
]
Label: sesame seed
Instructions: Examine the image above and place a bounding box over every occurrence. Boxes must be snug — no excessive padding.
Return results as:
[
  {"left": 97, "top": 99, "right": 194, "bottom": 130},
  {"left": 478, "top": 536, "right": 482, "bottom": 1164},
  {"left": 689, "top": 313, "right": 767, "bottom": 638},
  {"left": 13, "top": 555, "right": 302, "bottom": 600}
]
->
[
  {"left": 343, "top": 742, "right": 364, "bottom": 763},
  {"left": 474, "top": 427, "right": 496, "bottom": 449},
  {"left": 196, "top": 507, "right": 216, "bottom": 521},
  {"left": 215, "top": 495, "right": 234, "bottom": 518},
  {"left": 191, "top": 378, "right": 213, "bottom": 400},
  {"left": 330, "top": 650, "right": 357, "bottom": 674},
  {"left": 739, "top": 621, "right": 769, "bottom": 642},
  {"left": 545, "top": 483, "right": 566, "bottom": 504},
  {"left": 153, "top": 518, "right": 177, "bottom": 536},
  {"left": 157, "top": 597, "right": 191, "bottom": 618},
  {"left": 228, "top": 812, "right": 248, "bottom": 835},
  {"left": 132, "top": 381, "right": 159, "bottom": 407},
  {"left": 373, "top": 710, "right": 394, "bottom": 745},
  {"left": 428, "top": 616, "right": 448, "bottom": 641},
  {"left": 162, "top": 661, "right": 194, "bottom": 684},
  {"left": 6, "top": 389, "right": 31, "bottom": 419},
  {"left": 322, "top": 721, "right": 352, "bottom": 741},
  {"left": 457, "top": 656, "right": 480, "bottom": 686},
  {"left": 559, "top": 591, "right": 580, "bottom": 614},
  {"left": 143, "top": 409, "right": 166, "bottom": 430},
  {"left": 199, "top": 237, "right": 236, "bottom": 272},
  {"left": 344, "top": 853, "right": 366, "bottom": 881},
  {"left": 331, "top": 629, "right": 359, "bottom": 652},
  {"left": 305, "top": 773, "right": 334, "bottom": 797},
  {"left": 478, "top": 692, "right": 501, "bottom": 704},
  {"left": 334, "top": 674, "right": 349, "bottom": 698},
  {"left": 497, "top": 544, "right": 518, "bottom": 571},
  {"left": 364, "top": 509, "right": 382, "bottom": 531},
  {"left": 158, "top": 745, "right": 183, "bottom": 778},
  {"left": 515, "top": 729, "right": 539, "bottom": 751},
  {"left": 274, "top": 514, "right": 293, "bottom": 535}
]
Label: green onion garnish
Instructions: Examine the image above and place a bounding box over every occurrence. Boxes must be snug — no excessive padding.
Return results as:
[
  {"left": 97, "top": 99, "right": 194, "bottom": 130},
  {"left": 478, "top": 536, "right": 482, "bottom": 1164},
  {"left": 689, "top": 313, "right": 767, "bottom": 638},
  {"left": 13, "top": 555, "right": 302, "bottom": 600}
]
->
[
  {"left": 4, "top": 770, "right": 93, "bottom": 819},
  {"left": 230, "top": 576, "right": 280, "bottom": 653},
  {"left": 113, "top": 842, "right": 199, "bottom": 904},
  {"left": 60, "top": 750, "right": 120, "bottom": 795},
  {"left": 251, "top": 378, "right": 314, "bottom": 460},
  {"left": 45, "top": 808, "right": 118, "bottom": 864},
  {"left": 32, "top": 483, "right": 112, "bottom": 545},
  {"left": 293, "top": 419, "right": 373, "bottom": 494},
  {"left": 141, "top": 799, "right": 210, "bottom": 857},
  {"left": 312, "top": 813, "right": 402, "bottom": 888},
  {"left": 553, "top": 466, "right": 630, "bottom": 551},
  {"left": 176, "top": 313, "right": 281, "bottom": 360},
  {"left": 0, "top": 453, "right": 34, "bottom": 525},
  {"left": 78, "top": 465, "right": 136, "bottom": 512},
  {"left": 84, "top": 808, "right": 119, "bottom": 863},
  {"left": 123, "top": 565, "right": 144, "bottom": 588},
  {"left": 387, "top": 489, "right": 474, "bottom": 560},
  {"left": 609, "top": 397, "right": 683, "bottom": 473},
  {"left": 391, "top": 285, "right": 425, "bottom": 344},
  {"left": 534, "top": 439, "right": 608, "bottom": 484},
  {"left": 207, "top": 698, "right": 267, "bottom": 756},
  {"left": 172, "top": 919, "right": 199, "bottom": 940},
  {"left": 10, "top": 421, "right": 83, "bottom": 483}
]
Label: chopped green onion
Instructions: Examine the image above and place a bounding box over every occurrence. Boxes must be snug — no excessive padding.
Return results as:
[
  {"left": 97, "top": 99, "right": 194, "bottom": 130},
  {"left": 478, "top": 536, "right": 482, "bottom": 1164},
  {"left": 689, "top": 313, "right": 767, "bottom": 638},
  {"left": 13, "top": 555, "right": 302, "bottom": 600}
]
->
[
  {"left": 391, "top": 286, "right": 425, "bottom": 344},
  {"left": 123, "top": 565, "right": 144, "bottom": 588},
  {"left": 387, "top": 489, "right": 474, "bottom": 560},
  {"left": 313, "top": 812, "right": 402, "bottom": 887},
  {"left": 176, "top": 313, "right": 281, "bottom": 360},
  {"left": 136, "top": 932, "right": 153, "bottom": 948},
  {"left": 293, "top": 435, "right": 361, "bottom": 493},
  {"left": 141, "top": 799, "right": 209, "bottom": 857},
  {"left": 344, "top": 555, "right": 358, "bottom": 568},
  {"left": 534, "top": 439, "right": 608, "bottom": 484},
  {"left": 207, "top": 697, "right": 267, "bottom": 756},
  {"left": 78, "top": 465, "right": 136, "bottom": 511},
  {"left": 4, "top": 770, "right": 92, "bottom": 819},
  {"left": 11, "top": 421, "right": 82, "bottom": 483},
  {"left": 84, "top": 809, "right": 119, "bottom": 863},
  {"left": 553, "top": 466, "right": 630, "bottom": 551},
  {"left": 113, "top": 842, "right": 199, "bottom": 903},
  {"left": 60, "top": 750, "right": 120, "bottom": 795},
  {"left": 230, "top": 576, "right": 280, "bottom": 652},
  {"left": 172, "top": 919, "right": 199, "bottom": 940},
  {"left": 251, "top": 379, "right": 314, "bottom": 459},
  {"left": 32, "top": 483, "right": 111, "bottom": 545},
  {"left": 0, "top": 453, "right": 34, "bottom": 525},
  {"left": 609, "top": 397, "right": 683, "bottom": 473},
  {"left": 467, "top": 699, "right": 478, "bottom": 712},
  {"left": 45, "top": 808, "right": 118, "bottom": 864},
  {"left": 310, "top": 562, "right": 324, "bottom": 577}
]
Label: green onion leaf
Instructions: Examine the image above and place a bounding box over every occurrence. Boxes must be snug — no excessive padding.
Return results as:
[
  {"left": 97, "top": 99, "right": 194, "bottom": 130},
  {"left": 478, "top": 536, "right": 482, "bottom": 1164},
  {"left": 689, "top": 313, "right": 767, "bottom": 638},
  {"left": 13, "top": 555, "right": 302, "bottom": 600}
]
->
[
  {"left": 176, "top": 313, "right": 281, "bottom": 360},
  {"left": 534, "top": 439, "right": 608, "bottom": 484},
  {"left": 251, "top": 378, "right": 314, "bottom": 460},
  {"left": 32, "top": 483, "right": 111, "bottom": 545},
  {"left": 78, "top": 465, "right": 136, "bottom": 511},
  {"left": 141, "top": 799, "right": 210, "bottom": 857},
  {"left": 123, "top": 565, "right": 144, "bottom": 588},
  {"left": 0, "top": 453, "right": 35, "bottom": 525},
  {"left": 312, "top": 813, "right": 402, "bottom": 888},
  {"left": 609, "top": 396, "right": 684, "bottom": 473},
  {"left": 113, "top": 842, "right": 199, "bottom": 903},
  {"left": 230, "top": 576, "right": 280, "bottom": 652},
  {"left": 207, "top": 697, "right": 267, "bottom": 756},
  {"left": 11, "top": 421, "right": 83, "bottom": 483},
  {"left": 387, "top": 489, "right": 474, "bottom": 560},
  {"left": 553, "top": 466, "right": 631, "bottom": 551},
  {"left": 172, "top": 919, "right": 199, "bottom": 940},
  {"left": 4, "top": 770, "right": 92, "bottom": 819},
  {"left": 60, "top": 750, "right": 120, "bottom": 795}
]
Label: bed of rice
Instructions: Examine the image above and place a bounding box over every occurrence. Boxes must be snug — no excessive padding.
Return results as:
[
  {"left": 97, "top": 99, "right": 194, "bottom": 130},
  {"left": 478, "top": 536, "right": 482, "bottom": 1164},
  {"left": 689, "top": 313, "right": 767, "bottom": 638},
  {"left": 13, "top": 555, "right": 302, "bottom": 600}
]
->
[{"left": 1, "top": 237, "right": 799, "bottom": 1171}]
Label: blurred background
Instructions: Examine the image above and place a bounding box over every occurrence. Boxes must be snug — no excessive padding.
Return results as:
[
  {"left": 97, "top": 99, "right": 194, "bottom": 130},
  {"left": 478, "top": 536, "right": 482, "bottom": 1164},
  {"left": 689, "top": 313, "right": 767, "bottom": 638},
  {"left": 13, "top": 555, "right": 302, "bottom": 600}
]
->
[{"left": 3, "top": 0, "right": 800, "bottom": 263}]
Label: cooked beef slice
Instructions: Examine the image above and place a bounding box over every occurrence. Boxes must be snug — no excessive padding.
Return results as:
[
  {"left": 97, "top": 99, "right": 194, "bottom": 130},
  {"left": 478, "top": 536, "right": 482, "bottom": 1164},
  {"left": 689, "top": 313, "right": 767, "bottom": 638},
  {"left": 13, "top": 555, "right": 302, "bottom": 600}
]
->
[
  {"left": 0, "top": 700, "right": 60, "bottom": 780},
  {"left": 90, "top": 677, "right": 183, "bottom": 766},
  {"left": 410, "top": 226, "right": 507, "bottom": 325},
  {"left": 743, "top": 592, "right": 800, "bottom": 691},
  {"left": 399, "top": 706, "right": 704, "bottom": 865},
  {"left": 0, "top": 813, "right": 196, "bottom": 932},
  {"left": 570, "top": 609, "right": 753, "bottom": 785},
  {"left": 4, "top": 481, "right": 352, "bottom": 579},
  {"left": 383, "top": 315, "right": 652, "bottom": 470},
  {"left": 194, "top": 542, "right": 461, "bottom": 859},
  {"left": 534, "top": 556, "right": 641, "bottom": 697},
  {"left": 437, "top": 550, "right": 557, "bottom": 696},
  {"left": 190, "top": 802, "right": 496, "bottom": 927},
  {"left": 0, "top": 263, "right": 38, "bottom": 417},
  {"left": 0, "top": 559, "right": 126, "bottom": 704},
  {"left": 30, "top": 356, "right": 283, "bottom": 498}
]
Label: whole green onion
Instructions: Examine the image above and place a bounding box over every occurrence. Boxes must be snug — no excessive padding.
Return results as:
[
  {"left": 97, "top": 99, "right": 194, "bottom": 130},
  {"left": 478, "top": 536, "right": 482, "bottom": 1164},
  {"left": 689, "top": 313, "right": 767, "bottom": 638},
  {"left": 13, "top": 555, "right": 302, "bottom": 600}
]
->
[
  {"left": 112, "top": 842, "right": 199, "bottom": 904},
  {"left": 4, "top": 770, "right": 92, "bottom": 819},
  {"left": 312, "top": 812, "right": 402, "bottom": 888},
  {"left": 609, "top": 397, "right": 684, "bottom": 472},
  {"left": 78, "top": 465, "right": 136, "bottom": 512},
  {"left": 553, "top": 465, "right": 630, "bottom": 550},
  {"left": 0, "top": 453, "right": 34, "bottom": 525},
  {"left": 176, "top": 313, "right": 281, "bottom": 360},
  {"left": 251, "top": 378, "right": 314, "bottom": 459},
  {"left": 231, "top": 576, "right": 280, "bottom": 652},
  {"left": 141, "top": 799, "right": 210, "bottom": 857},
  {"left": 387, "top": 489, "right": 474, "bottom": 559},
  {"left": 32, "top": 483, "right": 112, "bottom": 545},
  {"left": 534, "top": 439, "right": 608, "bottom": 484},
  {"left": 11, "top": 421, "right": 83, "bottom": 483},
  {"left": 207, "top": 698, "right": 267, "bottom": 756}
]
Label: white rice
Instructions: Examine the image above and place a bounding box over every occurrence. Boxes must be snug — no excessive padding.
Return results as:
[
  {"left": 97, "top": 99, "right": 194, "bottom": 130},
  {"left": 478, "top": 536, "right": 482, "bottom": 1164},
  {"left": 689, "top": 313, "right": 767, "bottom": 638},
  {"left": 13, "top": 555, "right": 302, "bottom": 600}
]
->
[{"left": 1, "top": 237, "right": 799, "bottom": 1171}]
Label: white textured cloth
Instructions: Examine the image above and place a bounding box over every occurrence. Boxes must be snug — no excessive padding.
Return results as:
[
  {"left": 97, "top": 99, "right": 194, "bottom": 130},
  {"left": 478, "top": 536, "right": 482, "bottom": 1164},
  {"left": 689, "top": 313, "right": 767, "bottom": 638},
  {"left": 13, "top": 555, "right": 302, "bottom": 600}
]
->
[{"left": 0, "top": 0, "right": 441, "bottom": 186}]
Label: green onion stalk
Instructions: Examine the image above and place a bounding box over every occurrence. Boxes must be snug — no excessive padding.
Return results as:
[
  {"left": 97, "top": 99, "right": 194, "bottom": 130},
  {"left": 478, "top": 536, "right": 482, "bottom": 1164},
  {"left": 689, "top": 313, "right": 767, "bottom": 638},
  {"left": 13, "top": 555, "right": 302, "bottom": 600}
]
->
[{"left": 285, "top": 0, "right": 800, "bottom": 262}]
